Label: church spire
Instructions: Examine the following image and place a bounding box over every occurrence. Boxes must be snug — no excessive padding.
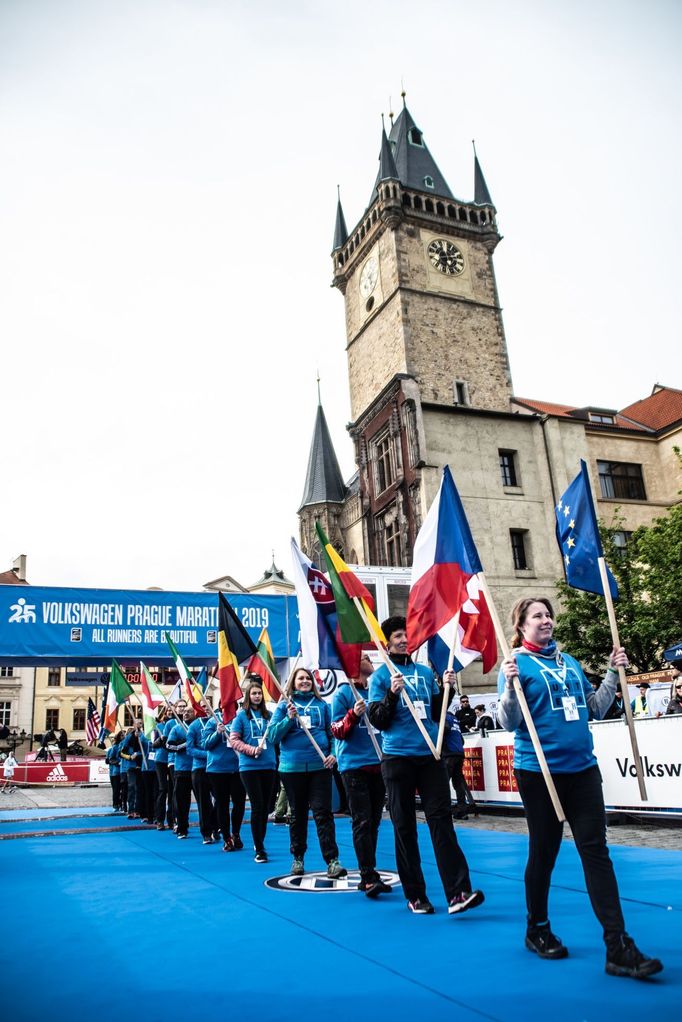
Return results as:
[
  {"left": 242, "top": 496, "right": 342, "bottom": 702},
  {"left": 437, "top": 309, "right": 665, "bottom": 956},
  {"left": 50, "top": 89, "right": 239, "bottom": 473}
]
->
[
  {"left": 473, "top": 142, "right": 494, "bottom": 206},
  {"left": 332, "top": 186, "right": 348, "bottom": 251},
  {"left": 369, "top": 101, "right": 453, "bottom": 205},
  {"left": 299, "top": 398, "right": 347, "bottom": 511},
  {"left": 378, "top": 116, "right": 399, "bottom": 181}
]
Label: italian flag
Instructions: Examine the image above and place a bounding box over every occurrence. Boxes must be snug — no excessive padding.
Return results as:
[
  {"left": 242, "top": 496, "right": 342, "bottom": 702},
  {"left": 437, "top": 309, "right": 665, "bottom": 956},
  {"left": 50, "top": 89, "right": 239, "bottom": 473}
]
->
[
  {"left": 165, "top": 633, "right": 207, "bottom": 717},
  {"left": 103, "top": 660, "right": 134, "bottom": 735},
  {"left": 139, "top": 662, "right": 165, "bottom": 737},
  {"left": 245, "top": 627, "right": 281, "bottom": 702},
  {"left": 315, "top": 522, "right": 385, "bottom": 646}
]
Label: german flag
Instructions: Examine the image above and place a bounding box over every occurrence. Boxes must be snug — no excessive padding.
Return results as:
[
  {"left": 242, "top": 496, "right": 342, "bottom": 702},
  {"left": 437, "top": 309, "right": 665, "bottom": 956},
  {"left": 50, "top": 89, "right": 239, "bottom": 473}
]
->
[
  {"left": 218, "top": 594, "right": 258, "bottom": 723},
  {"left": 245, "top": 627, "right": 281, "bottom": 702}
]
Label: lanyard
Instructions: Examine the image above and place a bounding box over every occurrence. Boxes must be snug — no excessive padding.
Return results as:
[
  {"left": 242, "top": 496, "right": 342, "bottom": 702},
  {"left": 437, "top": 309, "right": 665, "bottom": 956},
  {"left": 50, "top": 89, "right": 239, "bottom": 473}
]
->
[{"left": 528, "top": 654, "right": 570, "bottom": 695}]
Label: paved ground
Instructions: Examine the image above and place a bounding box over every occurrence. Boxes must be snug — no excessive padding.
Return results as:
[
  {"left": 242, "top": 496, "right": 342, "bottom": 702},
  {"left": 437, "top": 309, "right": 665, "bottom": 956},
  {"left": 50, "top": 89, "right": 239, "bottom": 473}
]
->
[{"left": 2, "top": 784, "right": 679, "bottom": 850}]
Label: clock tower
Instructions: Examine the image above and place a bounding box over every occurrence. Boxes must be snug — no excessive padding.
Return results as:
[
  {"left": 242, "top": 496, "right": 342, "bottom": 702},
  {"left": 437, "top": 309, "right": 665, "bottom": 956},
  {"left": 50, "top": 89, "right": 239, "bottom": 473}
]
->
[{"left": 330, "top": 100, "right": 513, "bottom": 567}]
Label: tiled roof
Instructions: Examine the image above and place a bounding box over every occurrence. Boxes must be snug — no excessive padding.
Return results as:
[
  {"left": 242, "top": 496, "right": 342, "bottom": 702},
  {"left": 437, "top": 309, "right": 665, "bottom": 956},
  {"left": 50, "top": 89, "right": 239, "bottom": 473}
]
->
[
  {"left": 513, "top": 397, "right": 647, "bottom": 431},
  {"left": 0, "top": 571, "right": 29, "bottom": 585},
  {"left": 619, "top": 386, "right": 682, "bottom": 431}
]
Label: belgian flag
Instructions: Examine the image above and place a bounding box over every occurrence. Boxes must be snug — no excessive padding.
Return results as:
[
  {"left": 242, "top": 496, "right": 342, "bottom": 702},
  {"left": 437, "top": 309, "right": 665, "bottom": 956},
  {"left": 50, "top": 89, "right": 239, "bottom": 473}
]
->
[{"left": 218, "top": 594, "right": 258, "bottom": 722}]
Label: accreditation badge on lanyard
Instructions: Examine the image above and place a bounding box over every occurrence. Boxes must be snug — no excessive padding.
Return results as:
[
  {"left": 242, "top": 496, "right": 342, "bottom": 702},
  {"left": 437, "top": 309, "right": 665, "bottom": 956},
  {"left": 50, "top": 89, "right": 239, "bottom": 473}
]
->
[
  {"left": 529, "top": 654, "right": 579, "bottom": 722},
  {"left": 252, "top": 715, "right": 267, "bottom": 750},
  {"left": 402, "top": 672, "right": 427, "bottom": 719}
]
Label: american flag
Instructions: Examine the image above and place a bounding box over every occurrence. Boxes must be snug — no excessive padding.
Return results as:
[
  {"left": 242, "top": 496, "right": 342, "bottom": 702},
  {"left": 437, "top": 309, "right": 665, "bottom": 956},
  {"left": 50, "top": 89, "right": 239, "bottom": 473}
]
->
[{"left": 86, "top": 697, "right": 101, "bottom": 745}]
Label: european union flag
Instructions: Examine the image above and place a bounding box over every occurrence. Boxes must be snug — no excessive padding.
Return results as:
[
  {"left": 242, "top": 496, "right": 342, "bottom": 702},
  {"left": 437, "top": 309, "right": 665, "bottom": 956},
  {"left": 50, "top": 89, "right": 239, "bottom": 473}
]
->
[{"left": 555, "top": 460, "right": 618, "bottom": 599}]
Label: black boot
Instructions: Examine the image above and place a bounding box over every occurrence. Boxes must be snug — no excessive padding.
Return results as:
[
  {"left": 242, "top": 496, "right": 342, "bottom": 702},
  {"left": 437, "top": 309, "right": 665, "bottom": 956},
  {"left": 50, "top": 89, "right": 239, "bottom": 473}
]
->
[
  {"left": 525, "top": 923, "right": 568, "bottom": 959},
  {"left": 605, "top": 934, "right": 663, "bottom": 979}
]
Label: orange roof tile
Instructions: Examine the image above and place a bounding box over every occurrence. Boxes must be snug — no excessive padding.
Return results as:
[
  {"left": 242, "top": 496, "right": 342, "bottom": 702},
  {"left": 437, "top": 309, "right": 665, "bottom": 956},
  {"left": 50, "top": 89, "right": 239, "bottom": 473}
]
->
[
  {"left": 0, "top": 571, "right": 29, "bottom": 586},
  {"left": 513, "top": 397, "right": 648, "bottom": 431},
  {"left": 619, "top": 386, "right": 682, "bottom": 432}
]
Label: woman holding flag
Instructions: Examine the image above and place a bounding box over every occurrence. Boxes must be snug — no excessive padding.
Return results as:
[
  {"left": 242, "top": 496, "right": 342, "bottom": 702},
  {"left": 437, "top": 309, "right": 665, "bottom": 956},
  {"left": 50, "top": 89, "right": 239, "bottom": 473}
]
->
[
  {"left": 498, "top": 596, "right": 663, "bottom": 979},
  {"left": 268, "top": 667, "right": 347, "bottom": 878},
  {"left": 230, "top": 677, "right": 277, "bottom": 862},
  {"left": 203, "top": 706, "right": 246, "bottom": 853}
]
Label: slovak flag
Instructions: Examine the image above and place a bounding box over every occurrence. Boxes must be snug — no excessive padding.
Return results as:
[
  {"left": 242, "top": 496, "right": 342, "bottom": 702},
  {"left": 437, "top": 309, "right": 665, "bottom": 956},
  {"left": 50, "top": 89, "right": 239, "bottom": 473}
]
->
[
  {"left": 427, "top": 574, "right": 497, "bottom": 676},
  {"left": 407, "top": 465, "right": 484, "bottom": 655},
  {"left": 290, "top": 537, "right": 363, "bottom": 678}
]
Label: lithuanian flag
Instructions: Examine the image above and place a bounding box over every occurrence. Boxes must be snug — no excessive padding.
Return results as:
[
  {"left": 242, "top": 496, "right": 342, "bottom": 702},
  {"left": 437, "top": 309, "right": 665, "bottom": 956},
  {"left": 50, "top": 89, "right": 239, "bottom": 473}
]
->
[
  {"left": 218, "top": 594, "right": 258, "bottom": 722},
  {"left": 245, "top": 627, "right": 280, "bottom": 702},
  {"left": 315, "top": 522, "right": 386, "bottom": 646}
]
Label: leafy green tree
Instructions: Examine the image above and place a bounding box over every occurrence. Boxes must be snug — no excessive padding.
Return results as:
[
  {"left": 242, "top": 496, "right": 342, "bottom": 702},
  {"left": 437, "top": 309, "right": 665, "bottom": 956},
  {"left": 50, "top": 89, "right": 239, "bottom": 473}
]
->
[{"left": 554, "top": 499, "right": 682, "bottom": 675}]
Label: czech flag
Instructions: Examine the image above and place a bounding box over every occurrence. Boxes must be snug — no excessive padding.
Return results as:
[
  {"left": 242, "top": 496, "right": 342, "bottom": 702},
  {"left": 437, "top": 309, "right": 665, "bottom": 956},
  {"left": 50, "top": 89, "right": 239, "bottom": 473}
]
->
[{"left": 407, "top": 465, "right": 483, "bottom": 654}]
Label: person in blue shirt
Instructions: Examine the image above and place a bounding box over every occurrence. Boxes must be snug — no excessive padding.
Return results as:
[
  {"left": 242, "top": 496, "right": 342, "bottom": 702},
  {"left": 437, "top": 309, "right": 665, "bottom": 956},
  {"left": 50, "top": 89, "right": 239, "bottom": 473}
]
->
[
  {"left": 203, "top": 708, "right": 245, "bottom": 852},
  {"left": 331, "top": 654, "right": 389, "bottom": 897},
  {"left": 187, "top": 713, "right": 218, "bottom": 844},
  {"left": 152, "top": 706, "right": 174, "bottom": 830},
  {"left": 138, "top": 727, "right": 156, "bottom": 824},
  {"left": 498, "top": 596, "right": 662, "bottom": 979},
  {"left": 268, "top": 667, "right": 347, "bottom": 879},
  {"left": 368, "top": 616, "right": 484, "bottom": 917},
  {"left": 166, "top": 705, "right": 196, "bottom": 839},
  {"left": 105, "top": 732, "right": 123, "bottom": 811},
  {"left": 230, "top": 677, "right": 277, "bottom": 862},
  {"left": 120, "top": 719, "right": 147, "bottom": 819}
]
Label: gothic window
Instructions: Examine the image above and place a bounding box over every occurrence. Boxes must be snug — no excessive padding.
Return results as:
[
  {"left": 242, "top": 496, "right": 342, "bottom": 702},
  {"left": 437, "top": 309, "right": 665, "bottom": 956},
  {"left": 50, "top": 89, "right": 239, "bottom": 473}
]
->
[
  {"left": 499, "top": 450, "right": 519, "bottom": 487},
  {"left": 73, "top": 708, "right": 86, "bottom": 731},
  {"left": 385, "top": 516, "right": 403, "bottom": 566},
  {"left": 597, "top": 461, "right": 646, "bottom": 500},
  {"left": 372, "top": 430, "right": 395, "bottom": 494},
  {"left": 401, "top": 401, "right": 420, "bottom": 468}
]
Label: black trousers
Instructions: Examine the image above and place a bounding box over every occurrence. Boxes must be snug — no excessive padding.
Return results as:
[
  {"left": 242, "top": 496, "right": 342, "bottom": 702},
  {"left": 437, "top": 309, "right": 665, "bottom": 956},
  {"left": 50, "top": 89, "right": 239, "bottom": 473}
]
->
[
  {"left": 110, "top": 774, "right": 121, "bottom": 810},
  {"left": 381, "top": 754, "right": 472, "bottom": 903},
  {"left": 154, "top": 762, "right": 173, "bottom": 825},
  {"left": 443, "top": 754, "right": 474, "bottom": 809},
  {"left": 139, "top": 770, "right": 157, "bottom": 822},
  {"left": 120, "top": 775, "right": 129, "bottom": 813},
  {"left": 209, "top": 772, "right": 246, "bottom": 843},
  {"left": 342, "top": 768, "right": 385, "bottom": 881},
  {"left": 241, "top": 770, "right": 276, "bottom": 854},
  {"left": 174, "top": 771, "right": 193, "bottom": 836},
  {"left": 515, "top": 765, "right": 625, "bottom": 940},
  {"left": 192, "top": 767, "right": 217, "bottom": 838},
  {"left": 126, "top": 768, "right": 140, "bottom": 814},
  {"left": 281, "top": 770, "right": 339, "bottom": 863}
]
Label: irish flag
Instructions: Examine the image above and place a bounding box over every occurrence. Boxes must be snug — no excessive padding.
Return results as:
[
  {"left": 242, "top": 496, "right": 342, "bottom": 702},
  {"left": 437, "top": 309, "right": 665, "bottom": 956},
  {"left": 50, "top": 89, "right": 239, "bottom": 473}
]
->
[
  {"left": 139, "top": 662, "right": 165, "bottom": 737},
  {"left": 315, "top": 523, "right": 385, "bottom": 647},
  {"left": 245, "top": 627, "right": 280, "bottom": 702},
  {"left": 102, "top": 660, "right": 134, "bottom": 735}
]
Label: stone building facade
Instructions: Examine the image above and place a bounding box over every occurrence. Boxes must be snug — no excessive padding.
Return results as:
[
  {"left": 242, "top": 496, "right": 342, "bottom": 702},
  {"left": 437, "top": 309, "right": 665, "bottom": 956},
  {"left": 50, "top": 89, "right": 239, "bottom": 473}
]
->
[{"left": 298, "top": 100, "right": 682, "bottom": 659}]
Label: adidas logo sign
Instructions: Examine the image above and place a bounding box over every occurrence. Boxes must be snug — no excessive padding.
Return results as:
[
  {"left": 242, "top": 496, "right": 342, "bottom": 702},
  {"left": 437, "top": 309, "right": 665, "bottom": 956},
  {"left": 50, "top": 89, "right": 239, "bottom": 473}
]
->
[{"left": 46, "top": 764, "right": 69, "bottom": 782}]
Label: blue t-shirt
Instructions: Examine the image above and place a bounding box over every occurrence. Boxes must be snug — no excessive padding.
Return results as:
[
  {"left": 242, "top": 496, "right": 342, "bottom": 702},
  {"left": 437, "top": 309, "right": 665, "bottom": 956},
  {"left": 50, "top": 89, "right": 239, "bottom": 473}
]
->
[
  {"left": 231, "top": 708, "right": 277, "bottom": 772},
  {"left": 497, "top": 648, "right": 596, "bottom": 773},
  {"left": 203, "top": 718, "right": 240, "bottom": 773},
  {"left": 268, "top": 695, "right": 331, "bottom": 772},
  {"left": 332, "top": 684, "right": 382, "bottom": 772},
  {"left": 369, "top": 661, "right": 440, "bottom": 757}
]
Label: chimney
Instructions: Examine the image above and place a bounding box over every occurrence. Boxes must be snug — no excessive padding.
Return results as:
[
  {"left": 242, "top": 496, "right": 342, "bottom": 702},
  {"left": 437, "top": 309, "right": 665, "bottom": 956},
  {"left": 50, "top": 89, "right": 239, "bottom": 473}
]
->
[{"left": 12, "top": 554, "right": 27, "bottom": 581}]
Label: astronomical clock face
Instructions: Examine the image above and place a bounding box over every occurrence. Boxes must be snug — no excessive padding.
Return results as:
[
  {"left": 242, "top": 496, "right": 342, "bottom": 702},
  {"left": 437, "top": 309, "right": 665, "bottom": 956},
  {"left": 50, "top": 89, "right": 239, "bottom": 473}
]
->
[
  {"left": 359, "top": 256, "right": 379, "bottom": 297},
  {"left": 427, "top": 238, "right": 464, "bottom": 275}
]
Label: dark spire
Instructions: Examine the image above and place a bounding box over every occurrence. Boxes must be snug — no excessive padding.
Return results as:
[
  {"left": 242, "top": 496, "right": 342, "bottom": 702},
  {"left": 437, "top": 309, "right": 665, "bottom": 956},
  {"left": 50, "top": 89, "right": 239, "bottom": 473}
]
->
[
  {"left": 299, "top": 400, "right": 347, "bottom": 511},
  {"left": 332, "top": 186, "right": 348, "bottom": 251},
  {"left": 369, "top": 102, "right": 453, "bottom": 205},
  {"left": 473, "top": 142, "right": 493, "bottom": 205},
  {"left": 378, "top": 117, "right": 399, "bottom": 181}
]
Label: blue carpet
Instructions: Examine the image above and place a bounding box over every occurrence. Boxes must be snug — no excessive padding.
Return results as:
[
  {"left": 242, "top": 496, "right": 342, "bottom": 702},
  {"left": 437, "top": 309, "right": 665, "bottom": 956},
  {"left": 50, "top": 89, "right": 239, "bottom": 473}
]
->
[{"left": 0, "top": 819, "right": 678, "bottom": 1021}]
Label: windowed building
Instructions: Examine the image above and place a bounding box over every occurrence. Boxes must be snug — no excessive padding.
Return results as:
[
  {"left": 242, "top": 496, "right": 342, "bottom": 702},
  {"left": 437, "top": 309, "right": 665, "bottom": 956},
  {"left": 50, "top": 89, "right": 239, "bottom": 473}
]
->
[{"left": 297, "top": 100, "right": 682, "bottom": 677}]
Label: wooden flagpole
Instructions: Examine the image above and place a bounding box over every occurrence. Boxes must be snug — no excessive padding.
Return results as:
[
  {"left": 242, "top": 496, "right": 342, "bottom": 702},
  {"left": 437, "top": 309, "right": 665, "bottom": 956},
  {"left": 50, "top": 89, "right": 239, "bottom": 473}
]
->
[
  {"left": 436, "top": 612, "right": 460, "bottom": 756},
  {"left": 351, "top": 595, "right": 440, "bottom": 760},
  {"left": 597, "top": 558, "right": 647, "bottom": 801},
  {"left": 476, "top": 572, "right": 566, "bottom": 823}
]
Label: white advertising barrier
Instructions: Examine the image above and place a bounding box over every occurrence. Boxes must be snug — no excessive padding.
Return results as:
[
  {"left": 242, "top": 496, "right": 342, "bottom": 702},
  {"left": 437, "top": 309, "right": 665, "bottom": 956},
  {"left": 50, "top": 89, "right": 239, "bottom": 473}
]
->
[
  {"left": 462, "top": 716, "right": 682, "bottom": 817},
  {"left": 88, "top": 760, "right": 111, "bottom": 784}
]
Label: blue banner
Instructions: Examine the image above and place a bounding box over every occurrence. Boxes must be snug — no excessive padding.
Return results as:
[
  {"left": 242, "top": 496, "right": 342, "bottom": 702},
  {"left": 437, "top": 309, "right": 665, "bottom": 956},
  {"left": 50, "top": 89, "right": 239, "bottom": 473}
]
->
[{"left": 0, "top": 586, "right": 300, "bottom": 666}]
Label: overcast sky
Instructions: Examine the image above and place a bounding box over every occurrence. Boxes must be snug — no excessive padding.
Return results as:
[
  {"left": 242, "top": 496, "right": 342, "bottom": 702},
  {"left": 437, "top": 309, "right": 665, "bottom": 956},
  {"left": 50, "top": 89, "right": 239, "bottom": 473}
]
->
[{"left": 2, "top": 0, "right": 680, "bottom": 592}]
